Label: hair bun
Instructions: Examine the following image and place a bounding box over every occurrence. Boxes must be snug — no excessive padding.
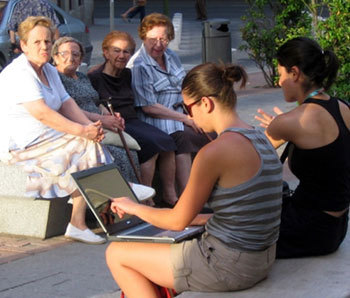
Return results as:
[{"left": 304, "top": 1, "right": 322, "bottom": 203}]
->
[{"left": 222, "top": 65, "right": 247, "bottom": 89}]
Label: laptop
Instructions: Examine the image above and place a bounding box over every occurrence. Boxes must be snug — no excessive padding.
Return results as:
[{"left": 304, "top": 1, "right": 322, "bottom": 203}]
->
[{"left": 71, "top": 163, "right": 204, "bottom": 243}]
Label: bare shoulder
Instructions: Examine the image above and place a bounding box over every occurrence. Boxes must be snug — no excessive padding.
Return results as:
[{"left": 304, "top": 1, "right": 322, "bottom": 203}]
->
[
  {"left": 268, "top": 107, "right": 302, "bottom": 141},
  {"left": 338, "top": 100, "right": 350, "bottom": 130},
  {"left": 197, "top": 131, "right": 258, "bottom": 168}
]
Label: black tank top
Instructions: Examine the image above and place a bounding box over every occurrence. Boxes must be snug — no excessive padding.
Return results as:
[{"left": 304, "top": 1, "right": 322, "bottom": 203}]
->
[{"left": 289, "top": 97, "right": 350, "bottom": 211}]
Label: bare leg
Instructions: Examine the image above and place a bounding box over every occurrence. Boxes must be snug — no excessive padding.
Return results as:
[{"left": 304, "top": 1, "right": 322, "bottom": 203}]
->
[
  {"left": 121, "top": 5, "right": 137, "bottom": 19},
  {"left": 175, "top": 153, "right": 192, "bottom": 195},
  {"left": 158, "top": 151, "right": 177, "bottom": 205},
  {"left": 140, "top": 154, "right": 158, "bottom": 186},
  {"left": 106, "top": 242, "right": 174, "bottom": 298},
  {"left": 70, "top": 189, "right": 87, "bottom": 230}
]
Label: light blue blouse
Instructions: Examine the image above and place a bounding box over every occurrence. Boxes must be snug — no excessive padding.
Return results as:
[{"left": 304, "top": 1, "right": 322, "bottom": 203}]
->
[{"left": 128, "top": 45, "right": 186, "bottom": 135}]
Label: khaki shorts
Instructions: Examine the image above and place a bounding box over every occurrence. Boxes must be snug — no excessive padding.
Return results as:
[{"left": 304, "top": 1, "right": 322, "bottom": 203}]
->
[{"left": 170, "top": 232, "right": 276, "bottom": 293}]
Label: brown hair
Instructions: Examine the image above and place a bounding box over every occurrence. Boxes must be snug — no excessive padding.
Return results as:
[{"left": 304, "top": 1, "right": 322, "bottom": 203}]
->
[
  {"left": 138, "top": 13, "right": 174, "bottom": 41},
  {"left": 102, "top": 31, "right": 136, "bottom": 54},
  {"left": 51, "top": 36, "right": 85, "bottom": 65},
  {"left": 18, "top": 16, "right": 55, "bottom": 43},
  {"left": 182, "top": 63, "right": 247, "bottom": 109}
]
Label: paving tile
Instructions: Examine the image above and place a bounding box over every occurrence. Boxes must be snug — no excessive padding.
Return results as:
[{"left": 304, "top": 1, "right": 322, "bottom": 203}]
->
[{"left": 0, "top": 234, "right": 70, "bottom": 264}]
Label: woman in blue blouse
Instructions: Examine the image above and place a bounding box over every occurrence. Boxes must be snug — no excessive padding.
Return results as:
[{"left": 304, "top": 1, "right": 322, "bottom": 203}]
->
[{"left": 128, "top": 13, "right": 214, "bottom": 196}]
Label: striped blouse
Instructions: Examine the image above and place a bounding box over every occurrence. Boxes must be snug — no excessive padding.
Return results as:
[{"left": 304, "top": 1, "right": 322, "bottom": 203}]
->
[
  {"left": 206, "top": 127, "right": 283, "bottom": 251},
  {"left": 128, "top": 45, "right": 186, "bottom": 135}
]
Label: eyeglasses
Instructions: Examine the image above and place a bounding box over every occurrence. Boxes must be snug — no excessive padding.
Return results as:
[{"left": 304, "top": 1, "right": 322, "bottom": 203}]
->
[
  {"left": 146, "top": 37, "right": 169, "bottom": 46},
  {"left": 182, "top": 98, "right": 202, "bottom": 117},
  {"left": 58, "top": 51, "right": 81, "bottom": 59},
  {"left": 111, "top": 47, "right": 132, "bottom": 56}
]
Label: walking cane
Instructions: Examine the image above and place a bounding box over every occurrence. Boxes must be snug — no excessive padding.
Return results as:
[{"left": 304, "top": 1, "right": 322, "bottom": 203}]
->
[{"left": 103, "top": 98, "right": 142, "bottom": 183}]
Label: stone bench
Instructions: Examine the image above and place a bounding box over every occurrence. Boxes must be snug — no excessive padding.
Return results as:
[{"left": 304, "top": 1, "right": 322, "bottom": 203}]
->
[
  {"left": 0, "top": 162, "right": 71, "bottom": 239},
  {"left": 0, "top": 161, "right": 153, "bottom": 239},
  {"left": 176, "top": 226, "right": 350, "bottom": 297},
  {"left": 112, "top": 225, "right": 349, "bottom": 298}
]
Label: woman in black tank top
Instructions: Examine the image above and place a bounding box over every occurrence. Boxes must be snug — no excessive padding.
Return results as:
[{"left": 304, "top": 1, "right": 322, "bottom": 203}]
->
[{"left": 255, "top": 37, "right": 350, "bottom": 258}]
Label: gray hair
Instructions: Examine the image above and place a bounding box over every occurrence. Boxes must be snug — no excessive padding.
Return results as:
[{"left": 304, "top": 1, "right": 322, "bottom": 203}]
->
[{"left": 51, "top": 36, "right": 85, "bottom": 65}]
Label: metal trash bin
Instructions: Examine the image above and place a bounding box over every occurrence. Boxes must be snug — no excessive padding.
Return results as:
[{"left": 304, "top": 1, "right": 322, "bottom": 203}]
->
[{"left": 202, "top": 19, "right": 232, "bottom": 64}]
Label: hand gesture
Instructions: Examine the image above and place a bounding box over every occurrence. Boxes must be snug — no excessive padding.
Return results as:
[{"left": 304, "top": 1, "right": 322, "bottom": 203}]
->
[
  {"left": 183, "top": 116, "right": 203, "bottom": 134},
  {"left": 101, "top": 113, "right": 125, "bottom": 132},
  {"left": 110, "top": 197, "right": 138, "bottom": 219},
  {"left": 255, "top": 107, "right": 283, "bottom": 128},
  {"left": 82, "top": 120, "right": 104, "bottom": 142},
  {"left": 113, "top": 112, "right": 125, "bottom": 130}
]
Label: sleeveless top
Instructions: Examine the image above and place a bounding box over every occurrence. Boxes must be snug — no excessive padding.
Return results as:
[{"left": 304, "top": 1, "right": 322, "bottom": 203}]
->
[
  {"left": 289, "top": 97, "right": 350, "bottom": 211},
  {"left": 205, "top": 128, "right": 283, "bottom": 251}
]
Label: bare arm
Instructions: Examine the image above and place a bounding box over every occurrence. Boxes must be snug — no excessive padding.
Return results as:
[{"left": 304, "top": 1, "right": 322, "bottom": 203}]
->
[
  {"left": 255, "top": 107, "right": 286, "bottom": 148},
  {"left": 143, "top": 103, "right": 202, "bottom": 133},
  {"left": 23, "top": 98, "right": 103, "bottom": 141},
  {"left": 9, "top": 30, "right": 16, "bottom": 44},
  {"left": 190, "top": 213, "right": 213, "bottom": 226},
  {"left": 84, "top": 110, "right": 125, "bottom": 131},
  {"left": 110, "top": 142, "right": 220, "bottom": 230}
]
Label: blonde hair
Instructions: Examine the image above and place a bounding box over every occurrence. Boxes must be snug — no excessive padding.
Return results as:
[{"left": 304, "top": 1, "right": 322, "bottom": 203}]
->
[
  {"left": 18, "top": 16, "right": 56, "bottom": 43},
  {"left": 138, "top": 13, "right": 174, "bottom": 41}
]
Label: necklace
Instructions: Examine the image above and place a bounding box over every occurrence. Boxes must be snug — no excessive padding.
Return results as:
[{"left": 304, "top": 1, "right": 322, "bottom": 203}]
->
[
  {"left": 305, "top": 88, "right": 324, "bottom": 100},
  {"left": 297, "top": 88, "right": 324, "bottom": 106}
]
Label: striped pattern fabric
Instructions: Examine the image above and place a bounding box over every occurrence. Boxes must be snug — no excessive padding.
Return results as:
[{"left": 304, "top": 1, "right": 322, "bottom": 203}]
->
[
  {"left": 206, "top": 127, "right": 283, "bottom": 251},
  {"left": 129, "top": 45, "right": 186, "bottom": 135}
]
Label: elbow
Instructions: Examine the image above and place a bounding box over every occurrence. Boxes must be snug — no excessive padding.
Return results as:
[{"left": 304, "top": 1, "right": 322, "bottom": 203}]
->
[
  {"left": 171, "top": 219, "right": 191, "bottom": 231},
  {"left": 142, "top": 105, "right": 157, "bottom": 117}
]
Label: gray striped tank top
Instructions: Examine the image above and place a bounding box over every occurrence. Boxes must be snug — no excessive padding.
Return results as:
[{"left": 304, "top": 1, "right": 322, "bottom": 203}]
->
[{"left": 205, "top": 127, "right": 283, "bottom": 251}]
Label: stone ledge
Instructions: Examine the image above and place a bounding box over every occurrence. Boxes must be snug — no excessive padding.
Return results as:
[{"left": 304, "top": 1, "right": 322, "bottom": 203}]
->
[
  {"left": 0, "top": 162, "right": 71, "bottom": 239},
  {"left": 0, "top": 195, "right": 71, "bottom": 239},
  {"left": 176, "top": 220, "right": 350, "bottom": 298}
]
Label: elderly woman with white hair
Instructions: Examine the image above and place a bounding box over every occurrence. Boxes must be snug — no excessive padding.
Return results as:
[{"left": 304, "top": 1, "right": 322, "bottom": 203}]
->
[{"left": 52, "top": 36, "right": 140, "bottom": 183}]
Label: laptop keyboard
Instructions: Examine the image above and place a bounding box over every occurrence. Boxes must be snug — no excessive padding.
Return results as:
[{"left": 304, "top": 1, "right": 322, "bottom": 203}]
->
[
  {"left": 127, "top": 225, "right": 169, "bottom": 237},
  {"left": 126, "top": 225, "right": 186, "bottom": 238}
]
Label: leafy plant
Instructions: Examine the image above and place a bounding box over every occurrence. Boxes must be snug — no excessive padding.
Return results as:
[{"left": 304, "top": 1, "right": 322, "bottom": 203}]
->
[
  {"left": 240, "top": 0, "right": 350, "bottom": 100},
  {"left": 240, "top": 0, "right": 311, "bottom": 87},
  {"left": 316, "top": 0, "right": 350, "bottom": 101}
]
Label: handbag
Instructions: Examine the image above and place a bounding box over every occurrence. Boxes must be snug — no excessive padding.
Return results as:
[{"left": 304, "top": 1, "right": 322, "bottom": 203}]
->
[{"left": 280, "top": 142, "right": 295, "bottom": 199}]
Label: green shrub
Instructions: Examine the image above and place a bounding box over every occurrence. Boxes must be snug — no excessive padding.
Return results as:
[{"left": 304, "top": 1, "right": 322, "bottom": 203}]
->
[
  {"left": 240, "top": 0, "right": 350, "bottom": 101},
  {"left": 316, "top": 0, "right": 350, "bottom": 101},
  {"left": 240, "top": 0, "right": 311, "bottom": 87}
]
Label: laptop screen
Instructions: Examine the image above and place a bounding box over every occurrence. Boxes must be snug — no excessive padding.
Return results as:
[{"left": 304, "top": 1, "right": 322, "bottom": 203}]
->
[{"left": 71, "top": 164, "right": 144, "bottom": 235}]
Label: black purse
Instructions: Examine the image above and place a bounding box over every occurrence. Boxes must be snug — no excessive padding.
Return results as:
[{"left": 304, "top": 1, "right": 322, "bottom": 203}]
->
[{"left": 280, "top": 142, "right": 295, "bottom": 199}]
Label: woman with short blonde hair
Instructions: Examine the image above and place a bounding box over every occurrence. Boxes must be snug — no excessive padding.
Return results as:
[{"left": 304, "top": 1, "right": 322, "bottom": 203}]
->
[{"left": 0, "top": 16, "right": 111, "bottom": 244}]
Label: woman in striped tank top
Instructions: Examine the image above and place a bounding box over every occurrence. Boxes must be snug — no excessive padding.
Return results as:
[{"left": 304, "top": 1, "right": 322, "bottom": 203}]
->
[{"left": 105, "top": 63, "right": 283, "bottom": 297}]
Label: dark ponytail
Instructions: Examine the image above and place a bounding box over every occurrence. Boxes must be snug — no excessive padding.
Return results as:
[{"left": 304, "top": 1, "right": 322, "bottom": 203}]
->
[
  {"left": 182, "top": 63, "right": 247, "bottom": 109},
  {"left": 277, "top": 37, "right": 339, "bottom": 91}
]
